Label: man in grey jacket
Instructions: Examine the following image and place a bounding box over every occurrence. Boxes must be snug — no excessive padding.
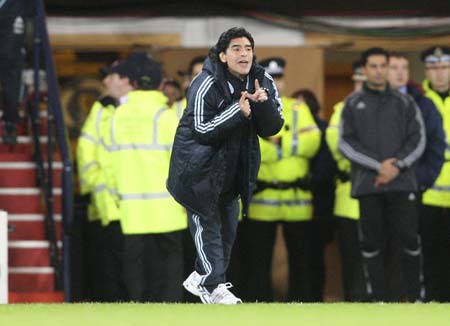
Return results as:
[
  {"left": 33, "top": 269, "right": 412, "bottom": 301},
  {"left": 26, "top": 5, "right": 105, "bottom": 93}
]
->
[{"left": 339, "top": 47, "right": 426, "bottom": 302}]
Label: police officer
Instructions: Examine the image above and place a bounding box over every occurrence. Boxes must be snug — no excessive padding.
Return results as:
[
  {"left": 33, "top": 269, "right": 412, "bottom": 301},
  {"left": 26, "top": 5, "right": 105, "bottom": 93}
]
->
[
  {"left": 101, "top": 52, "right": 187, "bottom": 302},
  {"left": 244, "top": 57, "right": 321, "bottom": 302},
  {"left": 419, "top": 46, "right": 450, "bottom": 302},
  {"left": 77, "top": 61, "right": 129, "bottom": 302},
  {"left": 326, "top": 61, "right": 369, "bottom": 302},
  {"left": 292, "top": 88, "right": 337, "bottom": 302}
]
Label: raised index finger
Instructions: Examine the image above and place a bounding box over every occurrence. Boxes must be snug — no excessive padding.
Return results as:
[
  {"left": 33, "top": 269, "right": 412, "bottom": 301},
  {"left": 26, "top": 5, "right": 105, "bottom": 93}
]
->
[{"left": 255, "top": 79, "right": 260, "bottom": 90}]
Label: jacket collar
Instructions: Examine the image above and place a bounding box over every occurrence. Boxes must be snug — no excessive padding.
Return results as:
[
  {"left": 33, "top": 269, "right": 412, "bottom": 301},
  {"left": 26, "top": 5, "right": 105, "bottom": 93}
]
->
[
  {"left": 363, "top": 81, "right": 392, "bottom": 95},
  {"left": 202, "top": 57, "right": 267, "bottom": 97},
  {"left": 422, "top": 79, "right": 450, "bottom": 96}
]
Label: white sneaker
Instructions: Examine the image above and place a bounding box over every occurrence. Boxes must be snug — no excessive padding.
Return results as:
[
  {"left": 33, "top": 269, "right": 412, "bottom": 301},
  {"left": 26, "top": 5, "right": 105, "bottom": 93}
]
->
[
  {"left": 208, "top": 283, "right": 242, "bottom": 304},
  {"left": 183, "top": 271, "right": 203, "bottom": 297},
  {"left": 183, "top": 271, "right": 212, "bottom": 304}
]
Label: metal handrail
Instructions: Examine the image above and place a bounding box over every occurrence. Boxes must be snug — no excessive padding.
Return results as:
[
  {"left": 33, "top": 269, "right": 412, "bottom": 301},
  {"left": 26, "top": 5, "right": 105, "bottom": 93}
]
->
[{"left": 34, "top": 0, "right": 74, "bottom": 302}]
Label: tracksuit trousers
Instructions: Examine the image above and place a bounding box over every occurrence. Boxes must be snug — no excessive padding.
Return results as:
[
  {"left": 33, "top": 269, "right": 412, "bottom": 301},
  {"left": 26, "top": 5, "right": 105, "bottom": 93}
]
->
[
  {"left": 358, "top": 192, "right": 423, "bottom": 302},
  {"left": 187, "top": 197, "right": 240, "bottom": 293}
]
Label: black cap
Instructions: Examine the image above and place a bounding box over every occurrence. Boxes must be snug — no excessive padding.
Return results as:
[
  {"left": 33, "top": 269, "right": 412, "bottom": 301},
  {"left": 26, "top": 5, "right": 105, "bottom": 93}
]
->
[
  {"left": 110, "top": 52, "right": 162, "bottom": 89},
  {"left": 99, "top": 60, "right": 120, "bottom": 79},
  {"left": 177, "top": 56, "right": 207, "bottom": 77},
  {"left": 421, "top": 46, "right": 450, "bottom": 64},
  {"left": 259, "top": 57, "right": 286, "bottom": 77}
]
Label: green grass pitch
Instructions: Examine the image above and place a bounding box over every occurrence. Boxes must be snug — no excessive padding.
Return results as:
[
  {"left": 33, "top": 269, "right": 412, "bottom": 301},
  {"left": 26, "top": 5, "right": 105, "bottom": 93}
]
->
[{"left": 1, "top": 303, "right": 449, "bottom": 326}]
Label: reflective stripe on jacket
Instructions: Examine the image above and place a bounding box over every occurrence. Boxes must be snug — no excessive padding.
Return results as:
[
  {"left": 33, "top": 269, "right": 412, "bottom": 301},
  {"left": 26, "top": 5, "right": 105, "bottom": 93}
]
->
[
  {"left": 248, "top": 97, "right": 320, "bottom": 221},
  {"left": 422, "top": 80, "right": 450, "bottom": 207},
  {"left": 77, "top": 99, "right": 120, "bottom": 224},
  {"left": 102, "top": 90, "right": 187, "bottom": 234},
  {"left": 326, "top": 101, "right": 359, "bottom": 220}
]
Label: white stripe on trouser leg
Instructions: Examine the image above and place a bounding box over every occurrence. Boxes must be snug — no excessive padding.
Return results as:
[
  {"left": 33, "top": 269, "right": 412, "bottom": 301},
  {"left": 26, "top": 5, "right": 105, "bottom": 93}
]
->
[
  {"left": 357, "top": 221, "right": 373, "bottom": 296},
  {"left": 416, "top": 235, "right": 426, "bottom": 300},
  {"left": 193, "top": 214, "right": 212, "bottom": 288}
]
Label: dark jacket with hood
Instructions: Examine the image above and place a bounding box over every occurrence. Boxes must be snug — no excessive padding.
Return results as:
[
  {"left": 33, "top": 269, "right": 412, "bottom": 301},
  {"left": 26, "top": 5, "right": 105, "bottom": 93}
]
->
[
  {"left": 167, "top": 57, "right": 284, "bottom": 218},
  {"left": 339, "top": 82, "right": 426, "bottom": 198},
  {"left": 406, "top": 82, "right": 446, "bottom": 191}
]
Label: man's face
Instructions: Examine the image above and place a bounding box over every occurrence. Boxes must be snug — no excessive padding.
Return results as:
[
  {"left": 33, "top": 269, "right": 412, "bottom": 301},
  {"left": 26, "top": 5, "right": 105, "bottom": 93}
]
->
[
  {"left": 388, "top": 56, "right": 409, "bottom": 89},
  {"left": 105, "top": 73, "right": 130, "bottom": 100},
  {"left": 363, "top": 54, "right": 388, "bottom": 89},
  {"left": 425, "top": 61, "right": 450, "bottom": 92},
  {"left": 190, "top": 63, "right": 203, "bottom": 81},
  {"left": 163, "top": 84, "right": 182, "bottom": 106},
  {"left": 273, "top": 76, "right": 285, "bottom": 95},
  {"left": 219, "top": 37, "right": 253, "bottom": 79}
]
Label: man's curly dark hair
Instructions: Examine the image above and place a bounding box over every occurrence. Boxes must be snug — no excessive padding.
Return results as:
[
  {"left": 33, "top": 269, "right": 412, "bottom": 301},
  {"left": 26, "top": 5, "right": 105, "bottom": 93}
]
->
[{"left": 208, "top": 27, "right": 255, "bottom": 62}]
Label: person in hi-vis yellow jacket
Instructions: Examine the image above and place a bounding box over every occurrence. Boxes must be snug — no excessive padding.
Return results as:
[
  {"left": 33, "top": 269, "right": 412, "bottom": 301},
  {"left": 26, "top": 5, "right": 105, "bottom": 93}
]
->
[
  {"left": 419, "top": 46, "right": 450, "bottom": 302},
  {"left": 244, "top": 57, "right": 321, "bottom": 302},
  {"left": 77, "top": 64, "right": 127, "bottom": 302},
  {"left": 325, "top": 60, "right": 367, "bottom": 302},
  {"left": 100, "top": 52, "right": 187, "bottom": 303}
]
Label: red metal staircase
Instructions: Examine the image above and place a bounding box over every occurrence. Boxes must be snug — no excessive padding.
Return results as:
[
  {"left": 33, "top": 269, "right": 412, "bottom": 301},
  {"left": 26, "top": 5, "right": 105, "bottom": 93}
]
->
[
  {"left": 0, "top": 0, "right": 74, "bottom": 303},
  {"left": 0, "top": 123, "right": 64, "bottom": 303}
]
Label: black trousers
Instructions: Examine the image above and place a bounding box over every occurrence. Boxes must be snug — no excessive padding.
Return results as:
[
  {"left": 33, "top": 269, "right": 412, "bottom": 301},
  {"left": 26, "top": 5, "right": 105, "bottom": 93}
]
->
[
  {"left": 358, "top": 192, "right": 422, "bottom": 302},
  {"left": 243, "top": 220, "right": 314, "bottom": 302},
  {"left": 98, "top": 221, "right": 128, "bottom": 302},
  {"left": 336, "top": 217, "right": 367, "bottom": 302},
  {"left": 420, "top": 205, "right": 450, "bottom": 302},
  {"left": 0, "top": 7, "right": 26, "bottom": 123},
  {"left": 85, "top": 220, "right": 105, "bottom": 302},
  {"left": 186, "top": 198, "right": 239, "bottom": 293},
  {"left": 122, "top": 230, "right": 184, "bottom": 302}
]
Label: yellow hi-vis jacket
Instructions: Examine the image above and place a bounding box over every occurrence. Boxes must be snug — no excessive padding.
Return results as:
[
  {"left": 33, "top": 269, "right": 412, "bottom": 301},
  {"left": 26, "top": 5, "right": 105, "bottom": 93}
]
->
[
  {"left": 101, "top": 90, "right": 187, "bottom": 234},
  {"left": 325, "top": 101, "right": 359, "bottom": 220},
  {"left": 77, "top": 100, "right": 119, "bottom": 224},
  {"left": 248, "top": 96, "right": 321, "bottom": 222},
  {"left": 169, "top": 98, "right": 187, "bottom": 119},
  {"left": 422, "top": 80, "right": 450, "bottom": 207}
]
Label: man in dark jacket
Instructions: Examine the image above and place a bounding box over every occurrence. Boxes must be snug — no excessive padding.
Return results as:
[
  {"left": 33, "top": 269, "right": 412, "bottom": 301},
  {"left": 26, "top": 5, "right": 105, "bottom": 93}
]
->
[
  {"left": 339, "top": 47, "right": 426, "bottom": 302},
  {"left": 388, "top": 53, "right": 445, "bottom": 192},
  {"left": 386, "top": 52, "right": 445, "bottom": 301},
  {"left": 167, "top": 27, "right": 283, "bottom": 304},
  {"left": 0, "top": 0, "right": 32, "bottom": 144}
]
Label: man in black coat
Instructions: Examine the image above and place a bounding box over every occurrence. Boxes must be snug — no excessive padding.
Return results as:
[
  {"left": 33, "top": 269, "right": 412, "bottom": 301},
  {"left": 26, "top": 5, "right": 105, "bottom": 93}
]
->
[
  {"left": 339, "top": 47, "right": 426, "bottom": 302},
  {"left": 167, "top": 27, "right": 284, "bottom": 304}
]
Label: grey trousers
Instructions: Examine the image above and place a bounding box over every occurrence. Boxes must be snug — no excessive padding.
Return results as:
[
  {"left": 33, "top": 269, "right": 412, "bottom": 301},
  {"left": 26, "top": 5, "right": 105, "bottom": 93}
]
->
[{"left": 187, "top": 198, "right": 240, "bottom": 293}]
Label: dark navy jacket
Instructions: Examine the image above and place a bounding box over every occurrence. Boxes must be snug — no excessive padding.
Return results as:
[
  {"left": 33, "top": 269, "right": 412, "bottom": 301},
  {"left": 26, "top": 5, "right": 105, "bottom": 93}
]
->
[
  {"left": 407, "top": 83, "right": 446, "bottom": 191},
  {"left": 167, "top": 57, "right": 284, "bottom": 218}
]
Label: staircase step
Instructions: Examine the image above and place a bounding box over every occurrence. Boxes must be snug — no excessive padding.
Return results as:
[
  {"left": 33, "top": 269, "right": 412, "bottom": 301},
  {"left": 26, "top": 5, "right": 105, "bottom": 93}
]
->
[
  {"left": 8, "top": 291, "right": 64, "bottom": 303},
  {"left": 8, "top": 240, "right": 63, "bottom": 267},
  {"left": 8, "top": 267, "right": 56, "bottom": 292},
  {"left": 8, "top": 214, "right": 63, "bottom": 240},
  {"left": 0, "top": 136, "right": 59, "bottom": 157},
  {"left": 0, "top": 153, "right": 31, "bottom": 162},
  {"left": 0, "top": 187, "right": 62, "bottom": 214},
  {"left": 0, "top": 161, "right": 63, "bottom": 187}
]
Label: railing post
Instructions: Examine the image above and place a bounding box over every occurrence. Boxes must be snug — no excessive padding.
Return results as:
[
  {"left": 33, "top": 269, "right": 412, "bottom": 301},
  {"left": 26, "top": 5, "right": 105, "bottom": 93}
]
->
[{"left": 35, "top": 0, "right": 73, "bottom": 301}]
